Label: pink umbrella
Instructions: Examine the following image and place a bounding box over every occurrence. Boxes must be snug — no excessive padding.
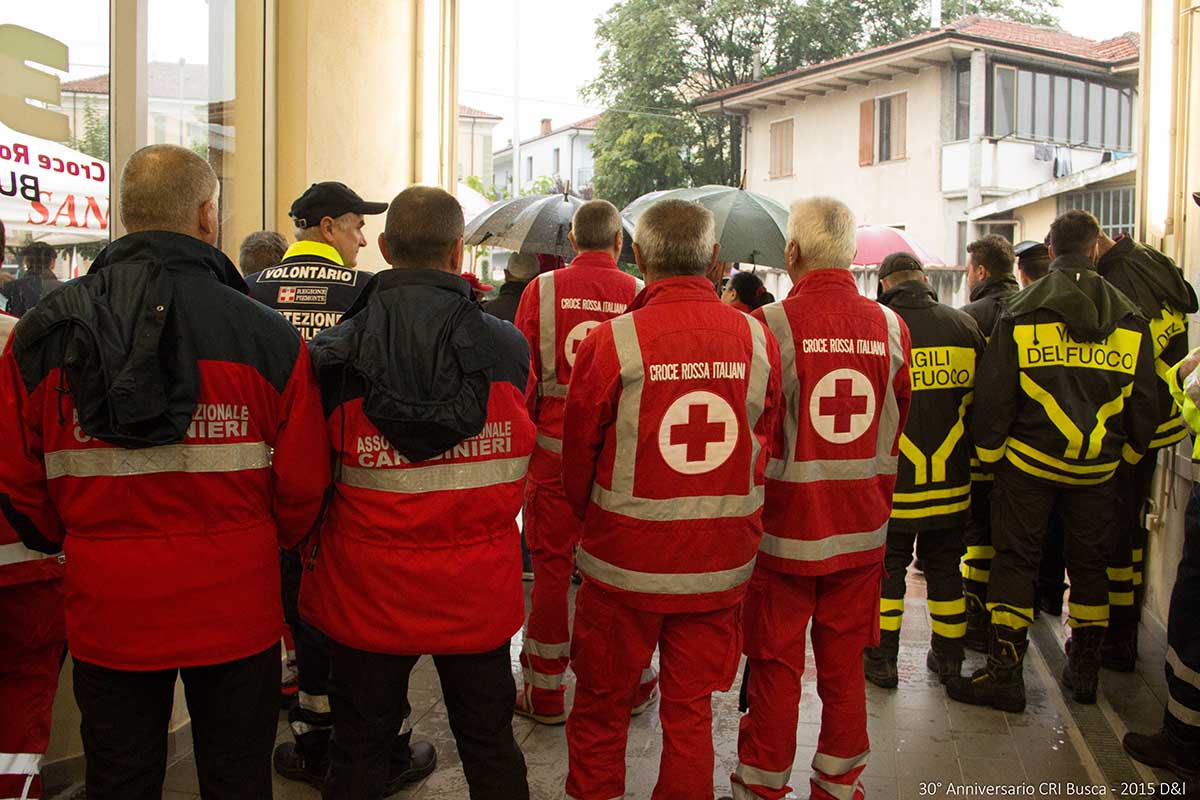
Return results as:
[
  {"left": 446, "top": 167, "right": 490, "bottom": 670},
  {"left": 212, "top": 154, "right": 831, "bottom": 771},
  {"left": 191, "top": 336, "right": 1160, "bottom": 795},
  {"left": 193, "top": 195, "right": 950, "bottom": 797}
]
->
[{"left": 853, "top": 225, "right": 945, "bottom": 267}]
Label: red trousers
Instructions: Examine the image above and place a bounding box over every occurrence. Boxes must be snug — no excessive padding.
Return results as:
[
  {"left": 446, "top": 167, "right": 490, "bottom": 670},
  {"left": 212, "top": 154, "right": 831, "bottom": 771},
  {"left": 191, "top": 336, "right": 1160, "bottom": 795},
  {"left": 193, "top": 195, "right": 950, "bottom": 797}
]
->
[
  {"left": 566, "top": 581, "right": 741, "bottom": 800},
  {"left": 519, "top": 453, "right": 582, "bottom": 716},
  {"left": 733, "top": 564, "right": 881, "bottom": 800},
  {"left": 0, "top": 580, "right": 65, "bottom": 800}
]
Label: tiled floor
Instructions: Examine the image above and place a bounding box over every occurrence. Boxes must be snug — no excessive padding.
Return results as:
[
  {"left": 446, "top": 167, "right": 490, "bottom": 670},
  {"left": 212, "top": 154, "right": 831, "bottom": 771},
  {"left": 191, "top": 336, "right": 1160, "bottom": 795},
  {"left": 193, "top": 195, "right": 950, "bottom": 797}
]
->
[{"left": 53, "top": 571, "right": 1191, "bottom": 800}]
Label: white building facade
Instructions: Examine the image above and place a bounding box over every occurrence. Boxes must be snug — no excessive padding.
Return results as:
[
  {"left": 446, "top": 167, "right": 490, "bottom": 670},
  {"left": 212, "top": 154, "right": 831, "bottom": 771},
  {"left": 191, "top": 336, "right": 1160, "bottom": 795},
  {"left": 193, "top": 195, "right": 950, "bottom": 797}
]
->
[
  {"left": 696, "top": 16, "right": 1139, "bottom": 267},
  {"left": 457, "top": 105, "right": 501, "bottom": 189},
  {"left": 493, "top": 115, "right": 599, "bottom": 196}
]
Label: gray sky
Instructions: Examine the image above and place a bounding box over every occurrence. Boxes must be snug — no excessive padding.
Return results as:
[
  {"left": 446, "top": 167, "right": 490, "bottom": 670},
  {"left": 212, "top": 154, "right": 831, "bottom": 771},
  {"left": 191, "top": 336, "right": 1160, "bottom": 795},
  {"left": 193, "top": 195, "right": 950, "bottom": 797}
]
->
[{"left": 460, "top": 0, "right": 1145, "bottom": 146}]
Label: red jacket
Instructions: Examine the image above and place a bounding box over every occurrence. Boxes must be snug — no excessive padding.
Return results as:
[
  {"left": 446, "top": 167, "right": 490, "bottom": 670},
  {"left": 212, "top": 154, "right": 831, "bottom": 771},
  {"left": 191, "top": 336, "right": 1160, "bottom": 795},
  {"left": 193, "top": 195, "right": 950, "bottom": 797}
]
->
[
  {"left": 752, "top": 269, "right": 911, "bottom": 576},
  {"left": 515, "top": 251, "right": 641, "bottom": 462},
  {"left": 300, "top": 270, "right": 536, "bottom": 655},
  {"left": 0, "top": 241, "right": 329, "bottom": 671},
  {"left": 0, "top": 312, "right": 65, "bottom": 588},
  {"left": 562, "top": 277, "right": 783, "bottom": 613}
]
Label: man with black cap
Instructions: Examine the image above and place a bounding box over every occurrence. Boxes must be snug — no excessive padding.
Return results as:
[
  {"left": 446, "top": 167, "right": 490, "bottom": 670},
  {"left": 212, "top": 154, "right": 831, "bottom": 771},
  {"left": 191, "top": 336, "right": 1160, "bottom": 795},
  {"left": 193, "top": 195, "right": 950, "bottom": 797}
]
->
[
  {"left": 245, "top": 181, "right": 386, "bottom": 340},
  {"left": 957, "top": 235, "right": 1020, "bottom": 652},
  {"left": 1014, "top": 240, "right": 1051, "bottom": 287},
  {"left": 865, "top": 252, "right": 985, "bottom": 690}
]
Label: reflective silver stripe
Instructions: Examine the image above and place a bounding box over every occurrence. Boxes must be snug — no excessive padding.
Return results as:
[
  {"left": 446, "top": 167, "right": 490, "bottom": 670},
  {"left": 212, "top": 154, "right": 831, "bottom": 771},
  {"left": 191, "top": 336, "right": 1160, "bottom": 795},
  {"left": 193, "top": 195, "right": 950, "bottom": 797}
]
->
[
  {"left": 812, "top": 749, "right": 869, "bottom": 777},
  {"left": 44, "top": 441, "right": 270, "bottom": 479},
  {"left": 0, "top": 541, "right": 59, "bottom": 567},
  {"left": 538, "top": 271, "right": 561, "bottom": 397},
  {"left": 745, "top": 315, "right": 771, "bottom": 491},
  {"left": 609, "top": 314, "right": 643, "bottom": 495},
  {"left": 768, "top": 454, "right": 899, "bottom": 484},
  {"left": 762, "top": 303, "right": 799, "bottom": 471},
  {"left": 640, "top": 667, "right": 656, "bottom": 684},
  {"left": 876, "top": 305, "right": 905, "bottom": 458},
  {"left": 523, "top": 637, "right": 571, "bottom": 659},
  {"left": 812, "top": 777, "right": 863, "bottom": 800},
  {"left": 1167, "top": 647, "right": 1200, "bottom": 690},
  {"left": 731, "top": 783, "right": 759, "bottom": 800},
  {"left": 0, "top": 752, "right": 40, "bottom": 777},
  {"left": 576, "top": 547, "right": 755, "bottom": 595},
  {"left": 522, "top": 666, "right": 564, "bottom": 690},
  {"left": 760, "top": 524, "right": 887, "bottom": 563},
  {"left": 735, "top": 761, "right": 792, "bottom": 790},
  {"left": 399, "top": 714, "right": 413, "bottom": 736},
  {"left": 535, "top": 432, "right": 562, "bottom": 454},
  {"left": 1168, "top": 696, "right": 1200, "bottom": 726},
  {"left": 591, "top": 483, "right": 763, "bottom": 521},
  {"left": 299, "top": 692, "right": 330, "bottom": 714},
  {"left": 339, "top": 456, "right": 529, "bottom": 494}
]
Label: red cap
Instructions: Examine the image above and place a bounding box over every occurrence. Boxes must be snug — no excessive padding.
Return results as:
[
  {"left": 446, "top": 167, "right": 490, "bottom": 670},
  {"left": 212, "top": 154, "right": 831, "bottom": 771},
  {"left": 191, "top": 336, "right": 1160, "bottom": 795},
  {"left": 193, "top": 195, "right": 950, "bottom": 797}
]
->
[{"left": 461, "top": 272, "right": 495, "bottom": 295}]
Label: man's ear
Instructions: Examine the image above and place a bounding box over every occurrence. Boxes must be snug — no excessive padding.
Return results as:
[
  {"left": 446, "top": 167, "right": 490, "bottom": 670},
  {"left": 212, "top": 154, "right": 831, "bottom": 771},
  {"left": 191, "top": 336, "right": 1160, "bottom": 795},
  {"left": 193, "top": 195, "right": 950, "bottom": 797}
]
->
[
  {"left": 450, "top": 238, "right": 465, "bottom": 271},
  {"left": 197, "top": 196, "right": 219, "bottom": 245},
  {"left": 785, "top": 240, "right": 799, "bottom": 271},
  {"left": 377, "top": 232, "right": 391, "bottom": 264},
  {"left": 632, "top": 242, "right": 646, "bottom": 274},
  {"left": 568, "top": 230, "right": 580, "bottom": 255},
  {"left": 709, "top": 242, "right": 721, "bottom": 272},
  {"left": 613, "top": 230, "right": 623, "bottom": 256}
]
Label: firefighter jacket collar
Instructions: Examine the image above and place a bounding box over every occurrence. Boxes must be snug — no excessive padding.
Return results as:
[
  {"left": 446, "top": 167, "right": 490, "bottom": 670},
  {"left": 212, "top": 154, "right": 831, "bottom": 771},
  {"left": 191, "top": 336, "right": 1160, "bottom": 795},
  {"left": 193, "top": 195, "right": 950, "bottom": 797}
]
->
[
  {"left": 629, "top": 275, "right": 719, "bottom": 311},
  {"left": 12, "top": 231, "right": 246, "bottom": 448},
  {"left": 309, "top": 266, "right": 498, "bottom": 463},
  {"left": 1007, "top": 254, "right": 1143, "bottom": 343},
  {"left": 1097, "top": 236, "right": 1198, "bottom": 318},
  {"left": 567, "top": 250, "right": 620, "bottom": 271},
  {"left": 786, "top": 266, "right": 857, "bottom": 298},
  {"left": 282, "top": 239, "right": 345, "bottom": 266},
  {"left": 878, "top": 279, "right": 937, "bottom": 310},
  {"left": 969, "top": 274, "right": 1020, "bottom": 304}
]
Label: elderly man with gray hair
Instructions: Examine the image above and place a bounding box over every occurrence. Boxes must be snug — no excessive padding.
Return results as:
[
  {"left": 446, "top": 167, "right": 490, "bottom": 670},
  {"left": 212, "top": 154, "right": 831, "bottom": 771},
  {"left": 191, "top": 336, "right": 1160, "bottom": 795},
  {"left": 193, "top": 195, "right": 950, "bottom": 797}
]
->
[
  {"left": 561, "top": 199, "right": 782, "bottom": 799},
  {"left": 727, "top": 197, "right": 912, "bottom": 800}
]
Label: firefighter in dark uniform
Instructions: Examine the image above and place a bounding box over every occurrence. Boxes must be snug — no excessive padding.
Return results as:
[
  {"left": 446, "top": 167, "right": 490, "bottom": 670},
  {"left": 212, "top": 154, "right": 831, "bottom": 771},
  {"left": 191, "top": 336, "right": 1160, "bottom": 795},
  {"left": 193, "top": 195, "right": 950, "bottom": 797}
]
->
[
  {"left": 245, "top": 181, "right": 384, "bottom": 340},
  {"left": 864, "top": 252, "right": 985, "bottom": 689},
  {"left": 1094, "top": 230, "right": 1197, "bottom": 672},
  {"left": 957, "top": 235, "right": 1020, "bottom": 652},
  {"left": 948, "top": 210, "right": 1157, "bottom": 713},
  {"left": 246, "top": 183, "right": 436, "bottom": 789}
]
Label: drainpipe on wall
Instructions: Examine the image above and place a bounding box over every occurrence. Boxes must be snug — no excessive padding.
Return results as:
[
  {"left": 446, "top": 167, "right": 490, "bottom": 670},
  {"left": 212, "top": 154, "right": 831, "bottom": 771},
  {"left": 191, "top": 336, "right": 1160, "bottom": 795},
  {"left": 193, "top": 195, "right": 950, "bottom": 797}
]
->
[
  {"left": 568, "top": 130, "right": 577, "bottom": 191},
  {"left": 721, "top": 104, "right": 750, "bottom": 189}
]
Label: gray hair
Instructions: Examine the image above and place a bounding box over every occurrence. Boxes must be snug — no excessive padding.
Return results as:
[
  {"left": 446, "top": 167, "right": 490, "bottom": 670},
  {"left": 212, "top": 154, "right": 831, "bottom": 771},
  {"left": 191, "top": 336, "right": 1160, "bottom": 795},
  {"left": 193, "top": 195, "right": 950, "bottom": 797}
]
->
[
  {"left": 238, "top": 231, "right": 287, "bottom": 275},
  {"left": 295, "top": 212, "right": 358, "bottom": 243},
  {"left": 383, "top": 185, "right": 464, "bottom": 266},
  {"left": 634, "top": 199, "right": 716, "bottom": 277},
  {"left": 119, "top": 144, "right": 218, "bottom": 233},
  {"left": 571, "top": 199, "right": 623, "bottom": 251},
  {"left": 787, "top": 196, "right": 857, "bottom": 270},
  {"left": 506, "top": 252, "right": 540, "bottom": 280}
]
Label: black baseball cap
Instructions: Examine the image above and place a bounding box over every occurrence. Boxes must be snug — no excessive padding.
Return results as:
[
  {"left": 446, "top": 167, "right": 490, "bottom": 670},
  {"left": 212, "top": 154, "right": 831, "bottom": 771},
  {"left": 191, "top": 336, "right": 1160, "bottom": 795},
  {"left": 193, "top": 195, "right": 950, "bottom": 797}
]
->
[
  {"left": 289, "top": 182, "right": 387, "bottom": 228},
  {"left": 878, "top": 251, "right": 923, "bottom": 280},
  {"left": 1013, "top": 240, "right": 1049, "bottom": 261}
]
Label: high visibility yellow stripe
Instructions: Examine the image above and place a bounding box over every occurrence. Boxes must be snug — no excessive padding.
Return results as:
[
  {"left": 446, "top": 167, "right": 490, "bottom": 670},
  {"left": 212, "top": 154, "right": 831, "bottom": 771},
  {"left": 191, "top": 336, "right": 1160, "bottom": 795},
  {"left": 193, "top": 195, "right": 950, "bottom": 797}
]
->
[
  {"left": 892, "top": 483, "right": 972, "bottom": 503},
  {"left": 1005, "top": 451, "right": 1113, "bottom": 486},
  {"left": 880, "top": 615, "right": 903, "bottom": 631},
  {"left": 1122, "top": 443, "right": 1144, "bottom": 464},
  {"left": 989, "top": 609, "right": 1033, "bottom": 630},
  {"left": 1068, "top": 618, "right": 1109, "bottom": 629},
  {"left": 927, "top": 597, "right": 966, "bottom": 616},
  {"left": 1150, "top": 429, "right": 1188, "bottom": 449},
  {"left": 1107, "top": 566, "right": 1134, "bottom": 581},
  {"left": 962, "top": 565, "right": 990, "bottom": 582},
  {"left": 1133, "top": 573, "right": 1143, "bottom": 586},
  {"left": 931, "top": 619, "right": 967, "bottom": 638},
  {"left": 963, "top": 545, "right": 995, "bottom": 560},
  {"left": 930, "top": 392, "right": 973, "bottom": 483},
  {"left": 1109, "top": 591, "right": 1135, "bottom": 606},
  {"left": 1019, "top": 373, "right": 1084, "bottom": 458},
  {"left": 1133, "top": 549, "right": 1144, "bottom": 562},
  {"left": 976, "top": 443, "right": 1007, "bottom": 463},
  {"left": 971, "top": 471, "right": 994, "bottom": 482},
  {"left": 1087, "top": 383, "right": 1134, "bottom": 459},
  {"left": 890, "top": 498, "right": 972, "bottom": 519},
  {"left": 1068, "top": 602, "right": 1108, "bottom": 621},
  {"left": 898, "top": 434, "right": 927, "bottom": 485},
  {"left": 880, "top": 597, "right": 905, "bottom": 613},
  {"left": 1007, "top": 438, "right": 1119, "bottom": 475}
]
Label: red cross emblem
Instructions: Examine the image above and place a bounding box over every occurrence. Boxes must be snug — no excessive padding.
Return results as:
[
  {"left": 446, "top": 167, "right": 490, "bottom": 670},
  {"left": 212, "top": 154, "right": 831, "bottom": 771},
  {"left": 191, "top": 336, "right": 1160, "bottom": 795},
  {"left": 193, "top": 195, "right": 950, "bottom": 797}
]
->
[
  {"left": 658, "top": 391, "right": 737, "bottom": 474},
  {"left": 809, "top": 369, "right": 876, "bottom": 444},
  {"left": 277, "top": 286, "right": 298, "bottom": 304},
  {"left": 565, "top": 320, "right": 601, "bottom": 367}
]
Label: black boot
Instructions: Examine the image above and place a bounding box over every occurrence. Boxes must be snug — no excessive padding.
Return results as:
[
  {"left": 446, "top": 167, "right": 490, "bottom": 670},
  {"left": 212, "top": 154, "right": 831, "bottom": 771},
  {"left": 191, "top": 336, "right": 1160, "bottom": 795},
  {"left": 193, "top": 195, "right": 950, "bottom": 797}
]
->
[
  {"left": 1122, "top": 727, "right": 1200, "bottom": 782},
  {"left": 946, "top": 624, "right": 1027, "bottom": 713},
  {"left": 1062, "top": 626, "right": 1104, "bottom": 704},
  {"left": 1101, "top": 622, "right": 1138, "bottom": 673},
  {"left": 963, "top": 591, "right": 989, "bottom": 654},
  {"left": 273, "top": 740, "right": 328, "bottom": 788},
  {"left": 274, "top": 707, "right": 331, "bottom": 787},
  {"left": 384, "top": 739, "right": 438, "bottom": 796},
  {"left": 927, "top": 636, "right": 964, "bottom": 684},
  {"left": 864, "top": 630, "right": 899, "bottom": 689}
]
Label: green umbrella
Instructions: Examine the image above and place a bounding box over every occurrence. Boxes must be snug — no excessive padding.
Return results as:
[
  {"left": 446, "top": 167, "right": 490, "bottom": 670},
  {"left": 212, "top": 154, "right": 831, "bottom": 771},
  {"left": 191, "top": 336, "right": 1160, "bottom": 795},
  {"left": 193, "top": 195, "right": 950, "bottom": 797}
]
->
[{"left": 622, "top": 185, "right": 789, "bottom": 269}]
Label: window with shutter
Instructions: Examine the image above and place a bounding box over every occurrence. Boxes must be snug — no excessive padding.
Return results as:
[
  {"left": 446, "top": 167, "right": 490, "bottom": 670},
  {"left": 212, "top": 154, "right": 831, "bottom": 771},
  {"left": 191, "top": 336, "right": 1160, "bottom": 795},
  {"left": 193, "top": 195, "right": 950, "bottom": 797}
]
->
[
  {"left": 769, "top": 119, "right": 794, "bottom": 179},
  {"left": 859, "top": 100, "right": 874, "bottom": 166}
]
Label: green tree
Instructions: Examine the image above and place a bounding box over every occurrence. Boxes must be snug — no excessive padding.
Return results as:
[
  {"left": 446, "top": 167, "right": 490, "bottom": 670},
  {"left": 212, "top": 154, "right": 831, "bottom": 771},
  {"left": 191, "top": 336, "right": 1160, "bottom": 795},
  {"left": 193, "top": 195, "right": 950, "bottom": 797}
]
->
[
  {"left": 587, "top": 0, "right": 1060, "bottom": 206},
  {"left": 72, "top": 99, "right": 109, "bottom": 161}
]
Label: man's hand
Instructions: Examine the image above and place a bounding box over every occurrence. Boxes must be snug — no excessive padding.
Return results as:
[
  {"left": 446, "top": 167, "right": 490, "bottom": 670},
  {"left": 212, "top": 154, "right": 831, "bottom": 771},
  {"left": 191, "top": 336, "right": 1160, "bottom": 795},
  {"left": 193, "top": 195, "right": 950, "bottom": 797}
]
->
[
  {"left": 1097, "top": 231, "right": 1117, "bottom": 258},
  {"left": 1180, "top": 346, "right": 1200, "bottom": 405},
  {"left": 706, "top": 260, "right": 731, "bottom": 292}
]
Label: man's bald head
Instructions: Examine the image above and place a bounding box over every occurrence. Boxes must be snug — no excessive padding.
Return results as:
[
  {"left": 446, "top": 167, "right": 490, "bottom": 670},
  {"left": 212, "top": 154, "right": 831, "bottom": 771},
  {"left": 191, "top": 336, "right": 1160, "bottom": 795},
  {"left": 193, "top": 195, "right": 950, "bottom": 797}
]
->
[
  {"left": 120, "top": 144, "right": 219, "bottom": 244},
  {"left": 633, "top": 199, "right": 718, "bottom": 281},
  {"left": 380, "top": 186, "right": 465, "bottom": 271},
  {"left": 570, "top": 199, "right": 623, "bottom": 256}
]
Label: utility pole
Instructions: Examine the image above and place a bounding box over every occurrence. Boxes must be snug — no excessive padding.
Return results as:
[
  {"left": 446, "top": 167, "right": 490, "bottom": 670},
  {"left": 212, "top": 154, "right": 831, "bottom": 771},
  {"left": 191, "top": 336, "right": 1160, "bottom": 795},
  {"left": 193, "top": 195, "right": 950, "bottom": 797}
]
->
[{"left": 512, "top": 0, "right": 521, "bottom": 197}]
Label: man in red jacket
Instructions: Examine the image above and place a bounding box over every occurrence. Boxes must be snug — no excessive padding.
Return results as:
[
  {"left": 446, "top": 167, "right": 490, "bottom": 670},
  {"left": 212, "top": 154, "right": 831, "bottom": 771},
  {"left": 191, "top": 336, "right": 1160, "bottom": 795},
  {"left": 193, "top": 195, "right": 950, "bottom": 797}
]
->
[
  {"left": 0, "top": 144, "right": 330, "bottom": 800},
  {"left": 300, "top": 186, "right": 534, "bottom": 800},
  {"left": 562, "top": 199, "right": 782, "bottom": 800},
  {"left": 513, "top": 199, "right": 646, "bottom": 724},
  {"left": 729, "top": 197, "right": 912, "bottom": 800},
  {"left": 0, "top": 310, "right": 65, "bottom": 800}
]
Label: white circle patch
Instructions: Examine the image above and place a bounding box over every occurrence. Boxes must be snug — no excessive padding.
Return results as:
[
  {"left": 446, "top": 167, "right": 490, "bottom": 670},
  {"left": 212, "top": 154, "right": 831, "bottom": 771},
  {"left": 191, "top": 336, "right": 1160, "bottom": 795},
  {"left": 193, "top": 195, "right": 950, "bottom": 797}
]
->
[
  {"left": 564, "top": 320, "right": 601, "bottom": 367},
  {"left": 657, "top": 391, "right": 738, "bottom": 475},
  {"left": 809, "top": 369, "right": 876, "bottom": 444}
]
